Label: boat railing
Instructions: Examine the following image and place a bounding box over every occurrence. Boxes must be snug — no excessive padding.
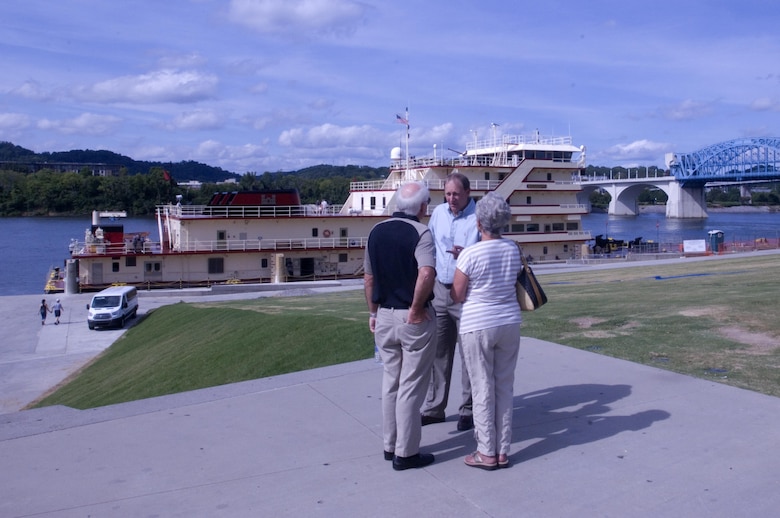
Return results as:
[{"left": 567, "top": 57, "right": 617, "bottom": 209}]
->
[
  {"left": 71, "top": 236, "right": 369, "bottom": 255},
  {"left": 164, "top": 204, "right": 345, "bottom": 218},
  {"left": 467, "top": 133, "right": 573, "bottom": 151},
  {"left": 177, "top": 237, "right": 368, "bottom": 252},
  {"left": 349, "top": 179, "right": 399, "bottom": 191},
  {"left": 71, "top": 240, "right": 164, "bottom": 257},
  {"left": 391, "top": 153, "right": 573, "bottom": 171}
]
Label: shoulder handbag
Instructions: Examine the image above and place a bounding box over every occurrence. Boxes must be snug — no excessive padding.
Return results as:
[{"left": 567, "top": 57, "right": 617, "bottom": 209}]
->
[{"left": 515, "top": 243, "right": 548, "bottom": 311}]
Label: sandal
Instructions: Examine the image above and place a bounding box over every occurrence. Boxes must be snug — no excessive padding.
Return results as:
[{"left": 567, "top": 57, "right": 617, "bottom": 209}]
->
[
  {"left": 497, "top": 454, "right": 510, "bottom": 469},
  {"left": 464, "top": 451, "right": 498, "bottom": 471}
]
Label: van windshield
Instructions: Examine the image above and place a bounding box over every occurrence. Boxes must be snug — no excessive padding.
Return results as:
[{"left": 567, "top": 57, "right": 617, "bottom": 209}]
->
[{"left": 92, "top": 296, "right": 120, "bottom": 308}]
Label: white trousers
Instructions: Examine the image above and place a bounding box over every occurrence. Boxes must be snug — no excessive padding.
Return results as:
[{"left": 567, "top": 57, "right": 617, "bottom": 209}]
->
[{"left": 461, "top": 323, "right": 520, "bottom": 456}]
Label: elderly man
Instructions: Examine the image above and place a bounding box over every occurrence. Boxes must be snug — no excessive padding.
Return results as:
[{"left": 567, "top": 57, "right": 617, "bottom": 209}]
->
[
  {"left": 421, "top": 173, "right": 479, "bottom": 432},
  {"left": 364, "top": 181, "right": 438, "bottom": 471}
]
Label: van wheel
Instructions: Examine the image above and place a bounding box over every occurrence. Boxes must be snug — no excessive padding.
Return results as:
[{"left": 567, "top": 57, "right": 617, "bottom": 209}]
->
[{"left": 88, "top": 322, "right": 95, "bottom": 330}]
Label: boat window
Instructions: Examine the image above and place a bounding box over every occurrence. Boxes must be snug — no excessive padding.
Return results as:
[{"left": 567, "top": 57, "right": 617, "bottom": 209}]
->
[
  {"left": 566, "top": 222, "right": 579, "bottom": 231},
  {"left": 126, "top": 257, "right": 136, "bottom": 267},
  {"left": 511, "top": 223, "right": 524, "bottom": 232},
  {"left": 552, "top": 223, "right": 564, "bottom": 232},
  {"left": 144, "top": 262, "right": 161, "bottom": 272},
  {"left": 112, "top": 262, "right": 120, "bottom": 273},
  {"left": 370, "top": 197, "right": 376, "bottom": 210},
  {"left": 208, "top": 257, "right": 224, "bottom": 274},
  {"left": 312, "top": 228, "right": 318, "bottom": 237},
  {"left": 339, "top": 253, "right": 348, "bottom": 263},
  {"left": 261, "top": 258, "right": 268, "bottom": 268},
  {"left": 543, "top": 246, "right": 548, "bottom": 255},
  {"left": 526, "top": 223, "right": 540, "bottom": 232},
  {"left": 526, "top": 196, "right": 532, "bottom": 205},
  {"left": 484, "top": 172, "right": 490, "bottom": 181}
]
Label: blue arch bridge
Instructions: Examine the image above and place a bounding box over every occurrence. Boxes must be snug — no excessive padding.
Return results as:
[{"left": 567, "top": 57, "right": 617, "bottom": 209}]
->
[{"left": 580, "top": 137, "right": 780, "bottom": 218}]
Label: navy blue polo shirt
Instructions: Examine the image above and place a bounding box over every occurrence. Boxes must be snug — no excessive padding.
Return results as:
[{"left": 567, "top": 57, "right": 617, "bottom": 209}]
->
[{"left": 364, "top": 212, "right": 436, "bottom": 309}]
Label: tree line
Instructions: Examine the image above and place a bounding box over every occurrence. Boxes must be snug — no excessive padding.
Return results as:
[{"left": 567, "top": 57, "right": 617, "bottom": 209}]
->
[{"left": 0, "top": 164, "right": 388, "bottom": 216}]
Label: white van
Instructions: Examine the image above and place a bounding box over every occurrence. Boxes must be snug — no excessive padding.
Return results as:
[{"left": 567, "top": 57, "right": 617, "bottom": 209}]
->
[{"left": 86, "top": 286, "right": 139, "bottom": 330}]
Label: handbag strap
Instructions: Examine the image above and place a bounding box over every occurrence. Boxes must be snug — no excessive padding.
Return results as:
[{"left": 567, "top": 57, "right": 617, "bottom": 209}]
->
[{"left": 514, "top": 241, "right": 529, "bottom": 269}]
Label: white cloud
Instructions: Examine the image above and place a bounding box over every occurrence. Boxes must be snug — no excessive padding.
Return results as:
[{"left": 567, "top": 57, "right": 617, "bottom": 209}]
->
[
  {"left": 37, "top": 113, "right": 122, "bottom": 135},
  {"left": 9, "top": 80, "right": 56, "bottom": 101},
  {"left": 75, "top": 70, "right": 218, "bottom": 104},
  {"left": 131, "top": 145, "right": 175, "bottom": 163},
  {"left": 157, "top": 52, "right": 208, "bottom": 69},
  {"left": 750, "top": 98, "right": 780, "bottom": 112},
  {"left": 249, "top": 82, "right": 269, "bottom": 95},
  {"left": 0, "top": 112, "right": 32, "bottom": 130},
  {"left": 603, "top": 139, "right": 671, "bottom": 162},
  {"left": 278, "top": 123, "right": 381, "bottom": 148},
  {"left": 169, "top": 110, "right": 225, "bottom": 131},
  {"left": 662, "top": 99, "right": 714, "bottom": 121},
  {"left": 226, "top": 0, "right": 368, "bottom": 36},
  {"left": 192, "top": 139, "right": 271, "bottom": 172}
]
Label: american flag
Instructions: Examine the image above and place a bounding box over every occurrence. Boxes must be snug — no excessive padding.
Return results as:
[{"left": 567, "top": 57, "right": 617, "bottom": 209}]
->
[{"left": 395, "top": 114, "right": 408, "bottom": 125}]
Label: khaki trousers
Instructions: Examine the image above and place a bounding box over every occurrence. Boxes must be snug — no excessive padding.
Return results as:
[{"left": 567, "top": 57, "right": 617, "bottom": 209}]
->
[
  {"left": 375, "top": 307, "right": 437, "bottom": 457},
  {"left": 421, "top": 280, "right": 472, "bottom": 419}
]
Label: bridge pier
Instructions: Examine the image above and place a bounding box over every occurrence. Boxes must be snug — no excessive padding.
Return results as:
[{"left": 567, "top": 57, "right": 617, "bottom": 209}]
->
[
  {"left": 666, "top": 182, "right": 707, "bottom": 218},
  {"left": 582, "top": 174, "right": 708, "bottom": 218},
  {"left": 606, "top": 185, "right": 638, "bottom": 216}
]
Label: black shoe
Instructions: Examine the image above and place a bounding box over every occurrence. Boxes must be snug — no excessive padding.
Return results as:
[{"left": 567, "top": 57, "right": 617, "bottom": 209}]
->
[
  {"left": 457, "top": 415, "right": 474, "bottom": 431},
  {"left": 384, "top": 450, "right": 394, "bottom": 461},
  {"left": 421, "top": 414, "right": 445, "bottom": 426},
  {"left": 392, "top": 453, "right": 435, "bottom": 471}
]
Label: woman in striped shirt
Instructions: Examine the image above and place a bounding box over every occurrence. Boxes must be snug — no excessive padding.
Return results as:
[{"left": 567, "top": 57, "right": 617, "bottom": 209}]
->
[{"left": 451, "top": 192, "right": 522, "bottom": 470}]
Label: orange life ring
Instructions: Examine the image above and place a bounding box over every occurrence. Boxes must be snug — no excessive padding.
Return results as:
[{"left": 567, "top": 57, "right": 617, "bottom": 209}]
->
[{"left": 323, "top": 229, "right": 331, "bottom": 238}]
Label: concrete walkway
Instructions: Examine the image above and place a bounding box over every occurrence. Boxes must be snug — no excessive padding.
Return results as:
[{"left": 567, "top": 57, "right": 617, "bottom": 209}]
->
[{"left": 2, "top": 257, "right": 779, "bottom": 517}]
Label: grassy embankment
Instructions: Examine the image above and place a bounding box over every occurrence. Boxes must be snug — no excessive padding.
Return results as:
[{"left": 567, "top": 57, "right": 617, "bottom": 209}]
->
[{"left": 33, "top": 253, "right": 780, "bottom": 410}]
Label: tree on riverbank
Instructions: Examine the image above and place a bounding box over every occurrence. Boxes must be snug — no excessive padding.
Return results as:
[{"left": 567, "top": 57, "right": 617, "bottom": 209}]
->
[{"left": 0, "top": 164, "right": 387, "bottom": 216}]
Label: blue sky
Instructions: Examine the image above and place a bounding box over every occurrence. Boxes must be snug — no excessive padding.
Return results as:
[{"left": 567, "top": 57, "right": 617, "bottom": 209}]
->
[{"left": 1, "top": 0, "right": 778, "bottom": 175}]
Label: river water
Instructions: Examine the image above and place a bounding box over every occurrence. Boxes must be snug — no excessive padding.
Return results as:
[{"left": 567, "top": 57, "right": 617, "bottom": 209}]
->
[{"left": 1, "top": 210, "right": 778, "bottom": 296}]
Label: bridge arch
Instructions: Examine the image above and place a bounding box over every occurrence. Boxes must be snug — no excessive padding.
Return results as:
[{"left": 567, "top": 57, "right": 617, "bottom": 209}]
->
[
  {"left": 667, "top": 137, "right": 780, "bottom": 185},
  {"left": 582, "top": 137, "right": 780, "bottom": 218},
  {"left": 579, "top": 182, "right": 673, "bottom": 214}
]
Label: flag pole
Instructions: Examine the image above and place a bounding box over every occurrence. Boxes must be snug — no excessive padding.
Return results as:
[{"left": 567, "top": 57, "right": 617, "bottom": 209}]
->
[{"left": 404, "top": 107, "right": 410, "bottom": 176}]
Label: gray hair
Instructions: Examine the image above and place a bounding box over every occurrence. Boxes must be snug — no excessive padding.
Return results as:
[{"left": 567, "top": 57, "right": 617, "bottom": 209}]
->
[
  {"left": 475, "top": 192, "right": 511, "bottom": 237},
  {"left": 396, "top": 181, "right": 430, "bottom": 216}
]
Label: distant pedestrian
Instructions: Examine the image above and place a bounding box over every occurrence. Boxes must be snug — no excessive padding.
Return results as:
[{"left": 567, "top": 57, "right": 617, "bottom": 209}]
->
[
  {"left": 39, "top": 299, "right": 51, "bottom": 326},
  {"left": 52, "top": 299, "right": 64, "bottom": 325}
]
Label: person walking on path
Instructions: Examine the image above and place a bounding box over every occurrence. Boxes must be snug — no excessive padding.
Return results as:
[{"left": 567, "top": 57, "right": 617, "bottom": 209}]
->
[
  {"left": 39, "top": 299, "right": 51, "bottom": 326},
  {"left": 364, "top": 181, "right": 438, "bottom": 471},
  {"left": 421, "top": 173, "right": 480, "bottom": 432},
  {"left": 51, "top": 299, "right": 64, "bottom": 325},
  {"left": 451, "top": 193, "right": 522, "bottom": 471}
]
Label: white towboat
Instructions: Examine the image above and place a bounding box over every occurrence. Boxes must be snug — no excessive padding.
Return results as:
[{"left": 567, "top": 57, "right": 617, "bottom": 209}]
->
[{"left": 59, "top": 127, "right": 590, "bottom": 292}]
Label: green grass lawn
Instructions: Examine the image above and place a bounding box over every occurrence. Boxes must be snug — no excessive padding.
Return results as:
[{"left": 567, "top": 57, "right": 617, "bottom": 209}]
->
[{"left": 33, "top": 254, "right": 780, "bottom": 410}]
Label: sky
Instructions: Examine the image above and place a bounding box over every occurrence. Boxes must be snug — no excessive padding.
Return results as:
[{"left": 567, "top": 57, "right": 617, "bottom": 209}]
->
[{"left": 1, "top": 0, "right": 779, "bottom": 176}]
